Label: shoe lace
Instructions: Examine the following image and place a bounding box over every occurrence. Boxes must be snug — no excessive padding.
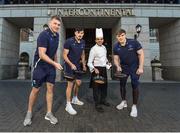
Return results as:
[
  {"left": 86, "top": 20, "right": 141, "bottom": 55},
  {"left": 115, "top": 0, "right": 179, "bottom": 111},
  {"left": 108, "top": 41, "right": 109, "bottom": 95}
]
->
[
  {"left": 47, "top": 113, "right": 55, "bottom": 119},
  {"left": 25, "top": 112, "right": 32, "bottom": 119}
]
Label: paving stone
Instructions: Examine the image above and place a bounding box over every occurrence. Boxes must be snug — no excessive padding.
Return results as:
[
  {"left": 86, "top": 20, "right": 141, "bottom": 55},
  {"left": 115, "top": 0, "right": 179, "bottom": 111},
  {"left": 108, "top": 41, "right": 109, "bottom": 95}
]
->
[{"left": 0, "top": 80, "right": 180, "bottom": 132}]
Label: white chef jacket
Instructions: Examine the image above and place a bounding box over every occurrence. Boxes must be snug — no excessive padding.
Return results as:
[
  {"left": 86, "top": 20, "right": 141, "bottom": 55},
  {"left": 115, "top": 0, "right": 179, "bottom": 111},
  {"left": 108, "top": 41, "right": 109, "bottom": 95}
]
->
[{"left": 87, "top": 44, "right": 108, "bottom": 72}]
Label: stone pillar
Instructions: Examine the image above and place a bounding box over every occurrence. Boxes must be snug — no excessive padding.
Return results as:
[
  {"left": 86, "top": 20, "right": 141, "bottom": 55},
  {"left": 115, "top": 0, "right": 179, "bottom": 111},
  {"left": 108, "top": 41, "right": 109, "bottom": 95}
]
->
[
  {"left": 33, "top": 18, "right": 50, "bottom": 52},
  {"left": 120, "top": 17, "right": 152, "bottom": 81},
  {"left": 56, "top": 18, "right": 66, "bottom": 81},
  {"left": 159, "top": 19, "right": 180, "bottom": 81},
  {"left": 17, "top": 62, "right": 29, "bottom": 79},
  {"left": 32, "top": 17, "right": 49, "bottom": 80},
  {"left": 112, "top": 18, "right": 121, "bottom": 45},
  {"left": 0, "top": 18, "right": 20, "bottom": 79},
  {"left": 111, "top": 18, "right": 121, "bottom": 79},
  {"left": 33, "top": 17, "right": 66, "bottom": 81}
]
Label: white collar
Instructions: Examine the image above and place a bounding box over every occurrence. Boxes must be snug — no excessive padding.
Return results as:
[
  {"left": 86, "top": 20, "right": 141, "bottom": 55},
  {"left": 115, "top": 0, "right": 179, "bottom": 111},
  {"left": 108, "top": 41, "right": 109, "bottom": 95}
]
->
[{"left": 95, "top": 44, "right": 103, "bottom": 47}]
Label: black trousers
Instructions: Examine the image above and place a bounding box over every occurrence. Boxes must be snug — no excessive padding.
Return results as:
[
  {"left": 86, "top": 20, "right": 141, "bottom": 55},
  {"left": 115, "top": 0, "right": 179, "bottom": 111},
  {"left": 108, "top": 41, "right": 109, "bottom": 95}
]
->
[{"left": 90, "top": 67, "right": 107, "bottom": 105}]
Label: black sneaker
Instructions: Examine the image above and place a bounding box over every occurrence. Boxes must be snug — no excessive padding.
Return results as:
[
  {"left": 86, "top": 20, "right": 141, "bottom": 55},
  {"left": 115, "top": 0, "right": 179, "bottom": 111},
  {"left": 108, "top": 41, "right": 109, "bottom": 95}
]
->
[
  {"left": 95, "top": 105, "right": 104, "bottom": 113},
  {"left": 101, "top": 101, "right": 110, "bottom": 106}
]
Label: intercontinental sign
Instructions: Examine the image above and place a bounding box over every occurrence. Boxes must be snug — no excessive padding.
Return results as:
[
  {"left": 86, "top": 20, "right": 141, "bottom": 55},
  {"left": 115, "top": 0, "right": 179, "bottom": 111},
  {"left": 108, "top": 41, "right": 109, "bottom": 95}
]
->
[{"left": 48, "top": 8, "right": 134, "bottom": 17}]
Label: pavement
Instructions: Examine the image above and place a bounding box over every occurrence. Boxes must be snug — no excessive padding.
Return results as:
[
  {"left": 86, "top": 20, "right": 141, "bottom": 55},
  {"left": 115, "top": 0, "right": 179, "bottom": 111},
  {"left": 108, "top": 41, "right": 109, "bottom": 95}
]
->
[{"left": 0, "top": 80, "right": 180, "bottom": 132}]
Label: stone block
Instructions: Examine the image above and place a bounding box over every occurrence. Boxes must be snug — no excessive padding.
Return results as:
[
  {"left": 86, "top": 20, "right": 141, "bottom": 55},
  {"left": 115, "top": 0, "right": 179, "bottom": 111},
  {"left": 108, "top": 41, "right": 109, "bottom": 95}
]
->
[
  {"left": 121, "top": 17, "right": 136, "bottom": 25},
  {"left": 134, "top": 9, "right": 142, "bottom": 16},
  {"left": 173, "top": 10, "right": 180, "bottom": 17},
  {"left": 142, "top": 9, "right": 157, "bottom": 17},
  {"left": 26, "top": 9, "right": 42, "bottom": 17},
  {"left": 0, "top": 10, "right": 11, "bottom": 17},
  {"left": 34, "top": 17, "right": 49, "bottom": 25},
  {"left": 11, "top": 9, "right": 26, "bottom": 17},
  {"left": 157, "top": 9, "right": 173, "bottom": 17}
]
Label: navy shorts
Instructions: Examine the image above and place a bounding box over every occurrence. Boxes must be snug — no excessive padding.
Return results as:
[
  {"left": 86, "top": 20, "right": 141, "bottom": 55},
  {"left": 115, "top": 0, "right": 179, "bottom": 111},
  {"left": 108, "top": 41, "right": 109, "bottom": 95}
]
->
[
  {"left": 120, "top": 65, "right": 140, "bottom": 89},
  {"left": 32, "top": 65, "right": 56, "bottom": 88},
  {"left": 64, "top": 63, "right": 82, "bottom": 81}
]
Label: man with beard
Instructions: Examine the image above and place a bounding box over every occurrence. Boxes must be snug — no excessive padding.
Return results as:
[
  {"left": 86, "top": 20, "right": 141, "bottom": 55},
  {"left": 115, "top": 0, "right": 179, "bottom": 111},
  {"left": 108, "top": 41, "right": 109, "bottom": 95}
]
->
[
  {"left": 63, "top": 28, "right": 87, "bottom": 115},
  {"left": 88, "top": 28, "right": 111, "bottom": 113}
]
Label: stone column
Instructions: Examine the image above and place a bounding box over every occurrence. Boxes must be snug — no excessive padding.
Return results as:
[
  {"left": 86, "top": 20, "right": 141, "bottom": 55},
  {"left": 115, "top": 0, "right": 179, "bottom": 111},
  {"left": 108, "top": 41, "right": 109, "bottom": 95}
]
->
[
  {"left": 112, "top": 18, "right": 121, "bottom": 45},
  {"left": 159, "top": 19, "right": 180, "bottom": 81},
  {"left": 31, "top": 17, "right": 49, "bottom": 80},
  {"left": 56, "top": 18, "right": 66, "bottom": 81},
  {"left": 111, "top": 18, "right": 121, "bottom": 79},
  {"left": 0, "top": 18, "right": 20, "bottom": 79},
  {"left": 119, "top": 17, "right": 152, "bottom": 81},
  {"left": 33, "top": 17, "right": 50, "bottom": 51},
  {"left": 33, "top": 17, "right": 66, "bottom": 81}
]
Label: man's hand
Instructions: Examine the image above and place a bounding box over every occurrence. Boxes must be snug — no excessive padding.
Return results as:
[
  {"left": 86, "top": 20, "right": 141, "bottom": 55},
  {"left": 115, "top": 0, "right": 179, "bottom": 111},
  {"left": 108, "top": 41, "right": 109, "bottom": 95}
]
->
[
  {"left": 106, "top": 63, "right": 112, "bottom": 69},
  {"left": 54, "top": 62, "right": 63, "bottom": 70},
  {"left": 136, "top": 67, "right": 143, "bottom": 75},
  {"left": 94, "top": 68, "right": 99, "bottom": 74},
  {"left": 116, "top": 66, "right": 122, "bottom": 72},
  {"left": 71, "top": 64, "right": 77, "bottom": 70},
  {"left": 82, "top": 65, "right": 87, "bottom": 72}
]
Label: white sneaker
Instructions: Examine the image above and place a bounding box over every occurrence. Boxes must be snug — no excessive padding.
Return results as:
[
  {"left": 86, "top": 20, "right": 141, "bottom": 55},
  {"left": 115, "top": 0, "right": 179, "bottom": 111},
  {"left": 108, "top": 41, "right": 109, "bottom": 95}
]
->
[
  {"left": 65, "top": 103, "right": 77, "bottom": 115},
  {"left": 71, "top": 97, "right": 84, "bottom": 106},
  {"left": 116, "top": 100, "right": 127, "bottom": 110},
  {"left": 44, "top": 112, "right": 58, "bottom": 124},
  {"left": 23, "top": 111, "right": 32, "bottom": 126},
  {"left": 130, "top": 105, "right": 138, "bottom": 117}
]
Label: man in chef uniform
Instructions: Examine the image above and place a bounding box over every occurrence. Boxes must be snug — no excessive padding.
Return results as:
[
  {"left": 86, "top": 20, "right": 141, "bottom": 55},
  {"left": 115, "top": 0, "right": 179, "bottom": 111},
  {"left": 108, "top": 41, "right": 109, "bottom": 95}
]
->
[{"left": 87, "top": 28, "right": 111, "bottom": 113}]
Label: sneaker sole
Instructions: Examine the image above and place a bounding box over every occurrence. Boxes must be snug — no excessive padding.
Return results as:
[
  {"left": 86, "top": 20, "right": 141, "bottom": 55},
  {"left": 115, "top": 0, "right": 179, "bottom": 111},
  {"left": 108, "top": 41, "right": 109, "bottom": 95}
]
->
[
  {"left": 71, "top": 102, "right": 84, "bottom": 106},
  {"left": 23, "top": 121, "right": 32, "bottom": 126},
  {"left": 116, "top": 105, "right": 128, "bottom": 110},
  {"left": 45, "top": 116, "right": 57, "bottom": 124},
  {"left": 65, "top": 108, "right": 77, "bottom": 115},
  {"left": 71, "top": 101, "right": 84, "bottom": 106},
  {"left": 124, "top": 104, "right": 128, "bottom": 108},
  {"left": 130, "top": 114, "right": 138, "bottom": 117}
]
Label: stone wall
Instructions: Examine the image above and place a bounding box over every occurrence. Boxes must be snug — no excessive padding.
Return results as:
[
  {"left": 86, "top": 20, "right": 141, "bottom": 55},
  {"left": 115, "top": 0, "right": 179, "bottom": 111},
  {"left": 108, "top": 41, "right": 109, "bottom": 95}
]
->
[
  {"left": 120, "top": 17, "right": 152, "bottom": 81},
  {"left": 0, "top": 18, "right": 20, "bottom": 79},
  {"left": 159, "top": 19, "right": 180, "bottom": 80}
]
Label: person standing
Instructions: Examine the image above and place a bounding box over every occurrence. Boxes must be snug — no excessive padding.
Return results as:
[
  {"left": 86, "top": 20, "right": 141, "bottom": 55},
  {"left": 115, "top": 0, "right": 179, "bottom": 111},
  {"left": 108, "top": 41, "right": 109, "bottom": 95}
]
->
[
  {"left": 88, "top": 28, "right": 111, "bottom": 113},
  {"left": 63, "top": 28, "right": 87, "bottom": 115},
  {"left": 23, "top": 16, "right": 63, "bottom": 126},
  {"left": 113, "top": 29, "right": 144, "bottom": 117}
]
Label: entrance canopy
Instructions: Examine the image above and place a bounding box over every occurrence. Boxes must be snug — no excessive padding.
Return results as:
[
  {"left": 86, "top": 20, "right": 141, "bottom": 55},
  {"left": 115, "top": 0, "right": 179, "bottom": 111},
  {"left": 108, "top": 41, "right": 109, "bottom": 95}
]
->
[{"left": 62, "top": 17, "right": 120, "bottom": 28}]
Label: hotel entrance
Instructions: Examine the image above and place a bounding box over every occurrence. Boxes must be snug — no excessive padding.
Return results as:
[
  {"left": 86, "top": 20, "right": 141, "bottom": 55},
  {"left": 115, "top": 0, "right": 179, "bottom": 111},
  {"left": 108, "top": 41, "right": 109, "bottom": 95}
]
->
[
  {"left": 65, "top": 28, "right": 112, "bottom": 80},
  {"left": 66, "top": 28, "right": 112, "bottom": 61}
]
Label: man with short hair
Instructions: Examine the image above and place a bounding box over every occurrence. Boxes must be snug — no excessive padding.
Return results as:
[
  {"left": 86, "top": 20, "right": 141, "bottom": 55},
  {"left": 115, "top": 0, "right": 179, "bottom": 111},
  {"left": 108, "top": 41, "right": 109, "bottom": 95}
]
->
[
  {"left": 23, "top": 16, "right": 63, "bottom": 126},
  {"left": 88, "top": 28, "right": 111, "bottom": 113},
  {"left": 113, "top": 29, "right": 144, "bottom": 117},
  {"left": 63, "top": 28, "right": 87, "bottom": 115}
]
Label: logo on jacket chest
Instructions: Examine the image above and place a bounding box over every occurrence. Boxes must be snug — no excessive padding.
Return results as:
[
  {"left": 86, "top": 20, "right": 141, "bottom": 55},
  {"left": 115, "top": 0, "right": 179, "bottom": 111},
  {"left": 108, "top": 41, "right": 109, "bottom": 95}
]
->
[{"left": 128, "top": 45, "right": 134, "bottom": 51}]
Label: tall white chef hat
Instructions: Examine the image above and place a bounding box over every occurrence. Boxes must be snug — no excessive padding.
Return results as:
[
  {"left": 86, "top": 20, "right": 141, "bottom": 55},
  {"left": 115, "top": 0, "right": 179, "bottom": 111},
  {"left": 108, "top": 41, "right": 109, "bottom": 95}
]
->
[{"left": 96, "top": 28, "right": 103, "bottom": 38}]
